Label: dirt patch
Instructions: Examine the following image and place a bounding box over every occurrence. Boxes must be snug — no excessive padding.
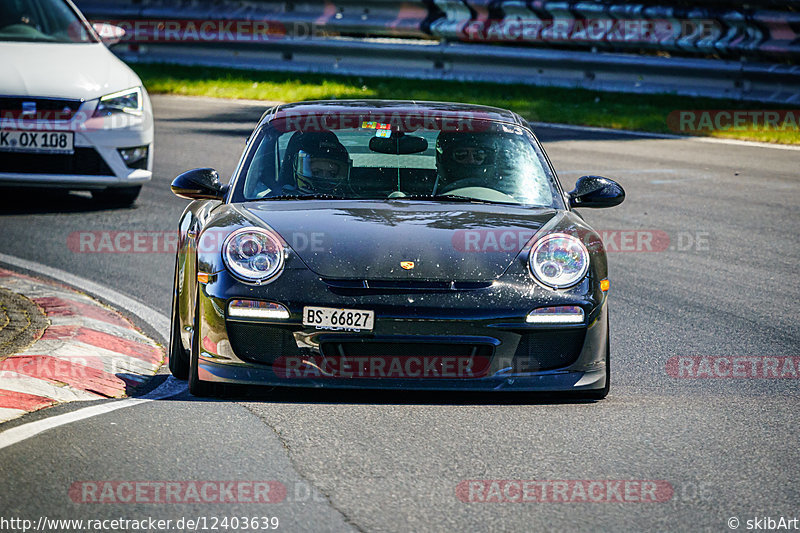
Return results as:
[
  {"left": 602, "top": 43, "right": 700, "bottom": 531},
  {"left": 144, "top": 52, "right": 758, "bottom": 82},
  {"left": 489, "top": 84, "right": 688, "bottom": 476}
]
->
[{"left": 0, "top": 287, "right": 49, "bottom": 360}]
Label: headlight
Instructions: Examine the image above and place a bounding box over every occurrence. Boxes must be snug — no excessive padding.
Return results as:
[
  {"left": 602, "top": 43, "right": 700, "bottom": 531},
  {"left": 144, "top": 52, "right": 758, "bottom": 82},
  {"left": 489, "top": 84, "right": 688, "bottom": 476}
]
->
[
  {"left": 528, "top": 233, "right": 589, "bottom": 289},
  {"left": 222, "top": 228, "right": 285, "bottom": 284},
  {"left": 93, "top": 87, "right": 143, "bottom": 116}
]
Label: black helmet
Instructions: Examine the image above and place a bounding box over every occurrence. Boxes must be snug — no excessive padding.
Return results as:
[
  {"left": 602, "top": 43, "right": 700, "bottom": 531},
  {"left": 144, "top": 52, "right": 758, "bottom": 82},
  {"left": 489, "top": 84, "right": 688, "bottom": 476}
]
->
[
  {"left": 291, "top": 132, "right": 351, "bottom": 194},
  {"left": 435, "top": 132, "right": 497, "bottom": 190}
]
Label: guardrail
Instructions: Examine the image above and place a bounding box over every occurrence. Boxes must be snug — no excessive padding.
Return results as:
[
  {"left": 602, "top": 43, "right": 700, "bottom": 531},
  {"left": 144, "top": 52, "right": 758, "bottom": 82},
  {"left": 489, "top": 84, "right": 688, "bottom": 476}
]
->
[
  {"left": 429, "top": 1, "right": 800, "bottom": 63},
  {"left": 76, "top": 0, "right": 800, "bottom": 104}
]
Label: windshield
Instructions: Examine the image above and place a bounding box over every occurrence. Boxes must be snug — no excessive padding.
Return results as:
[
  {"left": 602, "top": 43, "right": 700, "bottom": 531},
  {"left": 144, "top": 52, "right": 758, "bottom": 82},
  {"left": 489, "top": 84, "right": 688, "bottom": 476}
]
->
[
  {"left": 0, "top": 0, "right": 97, "bottom": 43},
  {"left": 235, "top": 119, "right": 560, "bottom": 207}
]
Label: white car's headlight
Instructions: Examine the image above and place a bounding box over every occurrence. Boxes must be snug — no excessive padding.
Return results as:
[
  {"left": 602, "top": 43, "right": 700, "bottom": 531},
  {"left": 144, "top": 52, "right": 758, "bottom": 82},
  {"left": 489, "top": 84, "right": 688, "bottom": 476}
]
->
[
  {"left": 93, "top": 87, "right": 143, "bottom": 116},
  {"left": 223, "top": 228, "right": 285, "bottom": 284},
  {"left": 528, "top": 233, "right": 589, "bottom": 289}
]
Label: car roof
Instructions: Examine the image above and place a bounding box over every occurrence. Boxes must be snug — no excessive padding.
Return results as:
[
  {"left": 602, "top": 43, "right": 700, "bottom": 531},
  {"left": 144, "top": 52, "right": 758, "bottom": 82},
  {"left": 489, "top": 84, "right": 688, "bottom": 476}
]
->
[{"left": 261, "top": 99, "right": 527, "bottom": 129}]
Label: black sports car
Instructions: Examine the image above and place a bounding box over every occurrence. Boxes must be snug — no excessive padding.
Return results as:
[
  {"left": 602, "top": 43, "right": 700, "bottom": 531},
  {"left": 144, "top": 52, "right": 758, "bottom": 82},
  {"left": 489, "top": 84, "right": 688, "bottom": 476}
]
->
[{"left": 168, "top": 100, "right": 624, "bottom": 398}]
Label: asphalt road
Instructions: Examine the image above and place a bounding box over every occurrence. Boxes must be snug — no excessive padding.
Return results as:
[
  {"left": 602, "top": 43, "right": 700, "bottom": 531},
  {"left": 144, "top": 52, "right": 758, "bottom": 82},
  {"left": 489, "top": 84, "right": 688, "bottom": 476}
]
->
[{"left": 0, "top": 95, "right": 798, "bottom": 532}]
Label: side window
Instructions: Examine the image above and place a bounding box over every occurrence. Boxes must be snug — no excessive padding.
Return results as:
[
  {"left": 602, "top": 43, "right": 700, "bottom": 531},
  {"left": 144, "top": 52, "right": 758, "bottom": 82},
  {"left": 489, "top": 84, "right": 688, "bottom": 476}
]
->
[{"left": 243, "top": 135, "right": 280, "bottom": 199}]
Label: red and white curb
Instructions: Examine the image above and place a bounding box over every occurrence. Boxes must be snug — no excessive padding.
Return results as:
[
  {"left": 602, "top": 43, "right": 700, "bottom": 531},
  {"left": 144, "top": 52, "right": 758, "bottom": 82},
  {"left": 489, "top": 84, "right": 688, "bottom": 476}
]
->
[{"left": 0, "top": 268, "right": 165, "bottom": 423}]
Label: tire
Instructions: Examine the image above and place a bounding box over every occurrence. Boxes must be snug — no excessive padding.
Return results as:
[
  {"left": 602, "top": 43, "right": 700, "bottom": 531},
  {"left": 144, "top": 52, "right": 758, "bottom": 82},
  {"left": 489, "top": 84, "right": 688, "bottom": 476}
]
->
[
  {"left": 188, "top": 298, "right": 216, "bottom": 397},
  {"left": 92, "top": 185, "right": 141, "bottom": 207},
  {"left": 167, "top": 267, "right": 189, "bottom": 380}
]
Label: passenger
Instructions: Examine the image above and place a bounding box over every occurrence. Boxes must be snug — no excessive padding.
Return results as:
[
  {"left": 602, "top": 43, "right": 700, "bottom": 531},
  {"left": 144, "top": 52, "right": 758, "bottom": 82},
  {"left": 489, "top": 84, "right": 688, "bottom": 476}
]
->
[
  {"left": 434, "top": 132, "right": 496, "bottom": 193},
  {"left": 435, "top": 131, "right": 552, "bottom": 204}
]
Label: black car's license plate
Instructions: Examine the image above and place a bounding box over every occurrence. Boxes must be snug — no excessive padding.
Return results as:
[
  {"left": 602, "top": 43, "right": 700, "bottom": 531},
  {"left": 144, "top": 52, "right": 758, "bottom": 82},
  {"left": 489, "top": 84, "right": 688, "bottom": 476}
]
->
[
  {"left": 0, "top": 130, "right": 74, "bottom": 154},
  {"left": 303, "top": 306, "right": 375, "bottom": 331}
]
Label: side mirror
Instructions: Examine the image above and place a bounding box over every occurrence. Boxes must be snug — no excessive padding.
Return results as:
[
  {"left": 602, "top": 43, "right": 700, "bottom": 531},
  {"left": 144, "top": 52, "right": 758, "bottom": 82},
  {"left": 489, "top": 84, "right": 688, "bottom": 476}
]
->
[
  {"left": 171, "top": 168, "right": 227, "bottom": 200},
  {"left": 568, "top": 175, "right": 625, "bottom": 209},
  {"left": 92, "top": 22, "right": 126, "bottom": 46}
]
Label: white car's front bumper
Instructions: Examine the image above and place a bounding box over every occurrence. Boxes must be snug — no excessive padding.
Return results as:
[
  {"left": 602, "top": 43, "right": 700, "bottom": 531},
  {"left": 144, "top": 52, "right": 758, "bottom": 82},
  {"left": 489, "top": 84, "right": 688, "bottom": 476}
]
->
[{"left": 0, "top": 94, "right": 154, "bottom": 190}]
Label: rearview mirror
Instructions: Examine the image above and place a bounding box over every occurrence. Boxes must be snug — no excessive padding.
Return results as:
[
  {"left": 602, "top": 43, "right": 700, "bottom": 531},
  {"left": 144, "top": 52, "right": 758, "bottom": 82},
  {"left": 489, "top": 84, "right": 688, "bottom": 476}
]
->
[
  {"left": 92, "top": 22, "right": 126, "bottom": 46},
  {"left": 171, "top": 168, "right": 227, "bottom": 200},
  {"left": 568, "top": 175, "right": 625, "bottom": 208},
  {"left": 369, "top": 133, "right": 428, "bottom": 155}
]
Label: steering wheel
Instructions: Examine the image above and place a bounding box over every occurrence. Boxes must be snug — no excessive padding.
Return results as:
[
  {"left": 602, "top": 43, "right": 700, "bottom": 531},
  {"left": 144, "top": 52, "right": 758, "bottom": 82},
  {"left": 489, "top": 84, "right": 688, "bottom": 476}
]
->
[{"left": 437, "top": 177, "right": 490, "bottom": 194}]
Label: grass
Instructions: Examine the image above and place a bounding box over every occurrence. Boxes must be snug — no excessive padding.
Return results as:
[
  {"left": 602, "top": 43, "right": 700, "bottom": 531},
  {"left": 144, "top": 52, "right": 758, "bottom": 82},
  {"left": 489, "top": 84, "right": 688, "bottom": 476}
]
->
[{"left": 132, "top": 63, "right": 799, "bottom": 145}]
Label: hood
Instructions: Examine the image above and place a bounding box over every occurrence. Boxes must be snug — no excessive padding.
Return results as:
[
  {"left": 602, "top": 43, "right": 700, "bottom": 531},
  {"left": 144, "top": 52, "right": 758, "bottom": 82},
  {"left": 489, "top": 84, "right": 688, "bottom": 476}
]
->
[
  {"left": 243, "top": 201, "right": 557, "bottom": 281},
  {"left": 0, "top": 42, "right": 141, "bottom": 99}
]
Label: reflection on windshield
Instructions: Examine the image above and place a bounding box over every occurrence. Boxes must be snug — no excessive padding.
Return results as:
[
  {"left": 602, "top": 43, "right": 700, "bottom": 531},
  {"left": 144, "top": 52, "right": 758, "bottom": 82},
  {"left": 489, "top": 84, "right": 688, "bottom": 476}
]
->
[
  {"left": 0, "top": 0, "right": 95, "bottom": 43},
  {"left": 240, "top": 124, "right": 557, "bottom": 207}
]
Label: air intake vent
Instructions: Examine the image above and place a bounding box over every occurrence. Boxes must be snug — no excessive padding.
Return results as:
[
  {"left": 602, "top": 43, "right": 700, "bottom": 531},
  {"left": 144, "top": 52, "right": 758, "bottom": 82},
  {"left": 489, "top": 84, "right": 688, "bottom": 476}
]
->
[
  {"left": 226, "top": 322, "right": 302, "bottom": 364},
  {"left": 513, "top": 329, "right": 586, "bottom": 371},
  {"left": 322, "top": 278, "right": 492, "bottom": 295}
]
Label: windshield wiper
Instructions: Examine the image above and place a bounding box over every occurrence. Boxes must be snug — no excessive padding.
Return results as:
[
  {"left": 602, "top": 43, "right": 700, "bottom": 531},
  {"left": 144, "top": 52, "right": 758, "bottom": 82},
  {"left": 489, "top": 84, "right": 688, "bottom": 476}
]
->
[
  {"left": 257, "top": 193, "right": 347, "bottom": 200},
  {"left": 402, "top": 194, "right": 510, "bottom": 205}
]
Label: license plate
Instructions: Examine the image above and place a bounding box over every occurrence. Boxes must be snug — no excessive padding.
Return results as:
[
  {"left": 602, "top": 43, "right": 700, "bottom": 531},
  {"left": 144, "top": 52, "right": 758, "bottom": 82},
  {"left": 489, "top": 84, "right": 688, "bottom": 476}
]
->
[
  {"left": 303, "top": 306, "right": 375, "bottom": 331},
  {"left": 0, "top": 130, "right": 74, "bottom": 154}
]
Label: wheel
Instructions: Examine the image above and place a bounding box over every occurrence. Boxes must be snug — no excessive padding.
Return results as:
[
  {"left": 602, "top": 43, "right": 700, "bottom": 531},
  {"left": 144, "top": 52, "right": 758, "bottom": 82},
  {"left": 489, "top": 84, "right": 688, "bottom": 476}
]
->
[
  {"left": 92, "top": 185, "right": 141, "bottom": 207},
  {"left": 167, "top": 263, "right": 189, "bottom": 380},
  {"left": 188, "top": 297, "right": 216, "bottom": 397}
]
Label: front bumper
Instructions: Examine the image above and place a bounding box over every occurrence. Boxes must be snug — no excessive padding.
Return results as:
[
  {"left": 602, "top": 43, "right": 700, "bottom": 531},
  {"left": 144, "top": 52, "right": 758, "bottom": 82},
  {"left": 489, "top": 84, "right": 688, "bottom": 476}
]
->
[
  {"left": 0, "top": 170, "right": 151, "bottom": 189},
  {"left": 193, "top": 268, "right": 609, "bottom": 392},
  {"left": 0, "top": 97, "right": 153, "bottom": 190}
]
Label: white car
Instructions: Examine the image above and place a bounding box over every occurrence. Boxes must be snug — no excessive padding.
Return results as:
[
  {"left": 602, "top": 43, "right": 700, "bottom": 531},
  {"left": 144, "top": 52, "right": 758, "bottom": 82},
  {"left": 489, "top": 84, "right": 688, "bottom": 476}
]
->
[{"left": 0, "top": 0, "right": 152, "bottom": 205}]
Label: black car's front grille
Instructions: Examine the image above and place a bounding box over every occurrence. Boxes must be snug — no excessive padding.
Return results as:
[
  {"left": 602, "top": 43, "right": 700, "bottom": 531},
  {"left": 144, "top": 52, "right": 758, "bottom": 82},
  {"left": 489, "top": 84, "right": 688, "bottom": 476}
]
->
[
  {"left": 227, "top": 321, "right": 585, "bottom": 375},
  {"left": 319, "top": 340, "right": 495, "bottom": 378},
  {"left": 226, "top": 322, "right": 303, "bottom": 364},
  {"left": 320, "top": 340, "right": 495, "bottom": 359},
  {"left": 0, "top": 148, "right": 114, "bottom": 176},
  {"left": 0, "top": 96, "right": 82, "bottom": 120},
  {"left": 513, "top": 329, "right": 586, "bottom": 371}
]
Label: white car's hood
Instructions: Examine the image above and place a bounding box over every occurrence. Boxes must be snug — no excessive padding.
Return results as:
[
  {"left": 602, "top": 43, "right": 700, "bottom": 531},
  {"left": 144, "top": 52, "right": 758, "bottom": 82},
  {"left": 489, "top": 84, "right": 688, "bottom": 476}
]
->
[{"left": 0, "top": 42, "right": 141, "bottom": 100}]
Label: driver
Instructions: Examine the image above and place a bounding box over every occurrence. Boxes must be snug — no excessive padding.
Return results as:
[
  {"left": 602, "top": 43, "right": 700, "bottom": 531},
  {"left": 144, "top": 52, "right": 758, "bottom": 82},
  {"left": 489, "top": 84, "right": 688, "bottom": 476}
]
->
[
  {"left": 290, "top": 132, "right": 352, "bottom": 195},
  {"left": 434, "top": 132, "right": 496, "bottom": 193}
]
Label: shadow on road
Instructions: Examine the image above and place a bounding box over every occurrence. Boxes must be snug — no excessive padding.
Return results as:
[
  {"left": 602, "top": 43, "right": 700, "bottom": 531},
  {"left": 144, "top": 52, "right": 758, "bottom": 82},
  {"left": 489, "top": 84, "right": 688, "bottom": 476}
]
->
[
  {"left": 157, "top": 381, "right": 602, "bottom": 406},
  {"left": 0, "top": 189, "right": 133, "bottom": 215}
]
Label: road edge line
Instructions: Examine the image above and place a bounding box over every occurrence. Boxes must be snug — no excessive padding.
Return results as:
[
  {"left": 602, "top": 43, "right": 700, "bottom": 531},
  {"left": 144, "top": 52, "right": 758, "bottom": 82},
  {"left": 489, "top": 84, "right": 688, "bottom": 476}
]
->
[
  {"left": 529, "top": 121, "right": 800, "bottom": 151},
  {"left": 0, "top": 377, "right": 185, "bottom": 450}
]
